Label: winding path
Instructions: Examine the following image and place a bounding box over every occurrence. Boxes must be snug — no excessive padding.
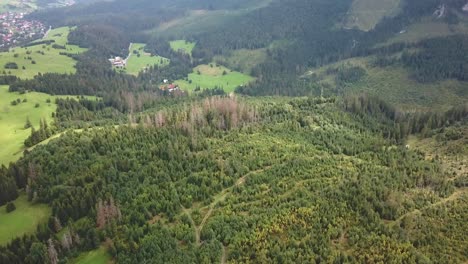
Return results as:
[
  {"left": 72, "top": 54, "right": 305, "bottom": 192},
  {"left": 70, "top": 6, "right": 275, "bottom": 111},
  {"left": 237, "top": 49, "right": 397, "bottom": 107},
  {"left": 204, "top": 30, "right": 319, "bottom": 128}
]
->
[
  {"left": 181, "top": 165, "right": 273, "bottom": 247},
  {"left": 391, "top": 188, "right": 467, "bottom": 225}
]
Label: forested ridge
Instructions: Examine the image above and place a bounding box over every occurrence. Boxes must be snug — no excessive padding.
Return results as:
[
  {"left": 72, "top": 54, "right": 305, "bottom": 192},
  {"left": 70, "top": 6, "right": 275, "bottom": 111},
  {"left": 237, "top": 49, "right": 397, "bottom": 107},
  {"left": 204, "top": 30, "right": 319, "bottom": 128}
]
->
[
  {"left": 0, "top": 0, "right": 467, "bottom": 263},
  {"left": 0, "top": 96, "right": 467, "bottom": 263}
]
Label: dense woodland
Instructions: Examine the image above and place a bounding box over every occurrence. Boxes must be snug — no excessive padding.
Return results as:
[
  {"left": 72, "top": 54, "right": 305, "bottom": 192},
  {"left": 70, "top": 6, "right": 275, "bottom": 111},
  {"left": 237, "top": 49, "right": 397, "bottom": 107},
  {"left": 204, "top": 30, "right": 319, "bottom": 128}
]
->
[
  {"left": 0, "top": 0, "right": 467, "bottom": 263},
  {"left": 0, "top": 97, "right": 467, "bottom": 263}
]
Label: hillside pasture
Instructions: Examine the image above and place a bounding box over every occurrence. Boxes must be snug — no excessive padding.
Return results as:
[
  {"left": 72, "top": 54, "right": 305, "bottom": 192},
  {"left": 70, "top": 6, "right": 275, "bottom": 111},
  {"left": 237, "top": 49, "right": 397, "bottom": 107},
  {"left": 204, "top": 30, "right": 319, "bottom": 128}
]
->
[
  {"left": 0, "top": 194, "right": 51, "bottom": 246},
  {"left": 384, "top": 17, "right": 468, "bottom": 45},
  {"left": 118, "top": 43, "right": 169, "bottom": 76},
  {"left": 214, "top": 48, "right": 267, "bottom": 74},
  {"left": 0, "top": 27, "right": 86, "bottom": 79},
  {"left": 0, "top": 0, "right": 37, "bottom": 12},
  {"left": 170, "top": 40, "right": 196, "bottom": 56},
  {"left": 175, "top": 64, "right": 254, "bottom": 93},
  {"left": 0, "top": 85, "right": 97, "bottom": 165},
  {"left": 344, "top": 0, "right": 402, "bottom": 31},
  {"left": 311, "top": 57, "right": 468, "bottom": 111}
]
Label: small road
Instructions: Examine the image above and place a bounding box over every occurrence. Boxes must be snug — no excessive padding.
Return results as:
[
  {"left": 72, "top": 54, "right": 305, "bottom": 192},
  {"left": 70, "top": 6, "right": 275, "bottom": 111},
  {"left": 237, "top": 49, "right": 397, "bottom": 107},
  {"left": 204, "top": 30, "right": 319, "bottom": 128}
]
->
[
  {"left": 124, "top": 43, "right": 133, "bottom": 63},
  {"left": 42, "top": 26, "right": 52, "bottom": 40}
]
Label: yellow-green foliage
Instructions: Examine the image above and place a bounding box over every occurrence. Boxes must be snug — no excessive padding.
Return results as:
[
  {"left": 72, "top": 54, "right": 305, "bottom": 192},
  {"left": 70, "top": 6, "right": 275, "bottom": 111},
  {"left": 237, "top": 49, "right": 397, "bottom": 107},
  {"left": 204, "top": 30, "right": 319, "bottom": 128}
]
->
[
  {"left": 119, "top": 43, "right": 169, "bottom": 76},
  {"left": 0, "top": 27, "right": 86, "bottom": 79},
  {"left": 175, "top": 63, "right": 254, "bottom": 93},
  {"left": 344, "top": 0, "right": 402, "bottom": 31},
  {"left": 0, "top": 194, "right": 51, "bottom": 246}
]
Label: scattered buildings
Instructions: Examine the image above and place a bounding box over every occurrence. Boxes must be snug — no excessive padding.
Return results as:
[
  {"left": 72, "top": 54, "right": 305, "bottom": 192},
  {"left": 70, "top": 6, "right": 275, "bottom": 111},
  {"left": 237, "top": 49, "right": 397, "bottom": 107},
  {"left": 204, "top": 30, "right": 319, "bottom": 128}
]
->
[
  {"left": 159, "top": 83, "right": 180, "bottom": 93},
  {"left": 109, "top": 56, "right": 126, "bottom": 68}
]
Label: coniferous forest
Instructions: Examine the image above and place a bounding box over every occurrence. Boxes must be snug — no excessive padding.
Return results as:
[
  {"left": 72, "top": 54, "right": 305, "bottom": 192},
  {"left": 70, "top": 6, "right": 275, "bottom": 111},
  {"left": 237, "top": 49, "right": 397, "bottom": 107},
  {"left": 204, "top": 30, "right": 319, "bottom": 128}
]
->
[{"left": 0, "top": 0, "right": 467, "bottom": 263}]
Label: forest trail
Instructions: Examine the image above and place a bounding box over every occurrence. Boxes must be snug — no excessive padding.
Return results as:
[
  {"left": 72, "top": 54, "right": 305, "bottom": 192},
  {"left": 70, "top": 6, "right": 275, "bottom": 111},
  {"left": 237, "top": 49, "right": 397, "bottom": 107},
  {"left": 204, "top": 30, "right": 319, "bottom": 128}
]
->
[
  {"left": 182, "top": 165, "right": 273, "bottom": 247},
  {"left": 392, "top": 188, "right": 467, "bottom": 225},
  {"left": 221, "top": 245, "right": 227, "bottom": 264},
  {"left": 181, "top": 205, "right": 200, "bottom": 245}
]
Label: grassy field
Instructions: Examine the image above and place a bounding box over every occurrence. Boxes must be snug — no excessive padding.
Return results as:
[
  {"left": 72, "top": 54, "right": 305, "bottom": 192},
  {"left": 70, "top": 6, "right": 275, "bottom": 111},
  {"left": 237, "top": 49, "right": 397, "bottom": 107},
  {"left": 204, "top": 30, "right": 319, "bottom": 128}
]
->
[
  {"left": 384, "top": 17, "right": 468, "bottom": 45},
  {"left": 118, "top": 43, "right": 169, "bottom": 76},
  {"left": 0, "top": 85, "right": 57, "bottom": 165},
  {"left": 0, "top": 0, "right": 37, "bottom": 12},
  {"left": 71, "top": 247, "right": 112, "bottom": 264},
  {"left": 344, "top": 0, "right": 402, "bottom": 31},
  {"left": 214, "top": 48, "right": 267, "bottom": 74},
  {"left": 311, "top": 57, "right": 468, "bottom": 111},
  {"left": 0, "top": 194, "right": 51, "bottom": 246},
  {"left": 0, "top": 85, "right": 96, "bottom": 165},
  {"left": 175, "top": 64, "right": 254, "bottom": 93},
  {"left": 169, "top": 40, "right": 196, "bottom": 56},
  {"left": 0, "top": 27, "right": 86, "bottom": 79}
]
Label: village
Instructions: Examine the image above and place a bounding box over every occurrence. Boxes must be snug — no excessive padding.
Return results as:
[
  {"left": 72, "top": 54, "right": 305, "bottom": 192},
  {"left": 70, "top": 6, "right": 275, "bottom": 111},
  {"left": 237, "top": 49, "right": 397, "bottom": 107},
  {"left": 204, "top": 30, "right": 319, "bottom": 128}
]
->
[{"left": 0, "top": 11, "right": 46, "bottom": 49}]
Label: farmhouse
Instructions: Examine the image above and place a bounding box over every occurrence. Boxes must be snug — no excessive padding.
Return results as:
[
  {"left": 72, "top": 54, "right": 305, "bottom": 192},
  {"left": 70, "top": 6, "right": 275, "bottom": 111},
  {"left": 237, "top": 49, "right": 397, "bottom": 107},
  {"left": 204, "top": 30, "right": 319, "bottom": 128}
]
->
[
  {"left": 159, "top": 83, "right": 180, "bottom": 93},
  {"left": 109, "top": 56, "right": 126, "bottom": 68}
]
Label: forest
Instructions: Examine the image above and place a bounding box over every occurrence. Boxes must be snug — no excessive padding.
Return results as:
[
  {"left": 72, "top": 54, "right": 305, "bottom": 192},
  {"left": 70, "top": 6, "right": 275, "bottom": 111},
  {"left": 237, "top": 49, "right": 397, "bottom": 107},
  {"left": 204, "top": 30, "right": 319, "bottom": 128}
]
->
[
  {"left": 0, "top": 0, "right": 467, "bottom": 263},
  {"left": 0, "top": 96, "right": 467, "bottom": 263}
]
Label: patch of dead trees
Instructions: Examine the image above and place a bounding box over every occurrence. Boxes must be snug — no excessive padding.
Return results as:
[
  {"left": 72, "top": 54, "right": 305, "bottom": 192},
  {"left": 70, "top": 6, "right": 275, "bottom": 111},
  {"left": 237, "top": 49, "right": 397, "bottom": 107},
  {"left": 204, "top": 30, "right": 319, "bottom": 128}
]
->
[{"left": 134, "top": 96, "right": 259, "bottom": 132}]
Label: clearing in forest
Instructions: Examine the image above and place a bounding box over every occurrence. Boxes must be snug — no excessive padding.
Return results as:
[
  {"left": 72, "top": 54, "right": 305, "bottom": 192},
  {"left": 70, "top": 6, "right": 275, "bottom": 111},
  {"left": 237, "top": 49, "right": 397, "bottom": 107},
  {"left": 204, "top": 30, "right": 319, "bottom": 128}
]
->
[
  {"left": 118, "top": 43, "right": 169, "bottom": 76},
  {"left": 71, "top": 246, "right": 112, "bottom": 264},
  {"left": 0, "top": 27, "right": 86, "bottom": 79},
  {"left": 0, "top": 194, "right": 51, "bottom": 246},
  {"left": 170, "top": 40, "right": 196, "bottom": 56},
  {"left": 0, "top": 0, "right": 37, "bottom": 12},
  {"left": 309, "top": 57, "right": 468, "bottom": 111},
  {"left": 383, "top": 17, "right": 468, "bottom": 45},
  {"left": 0, "top": 85, "right": 96, "bottom": 165},
  {"left": 344, "top": 0, "right": 402, "bottom": 31},
  {"left": 175, "top": 63, "right": 254, "bottom": 93}
]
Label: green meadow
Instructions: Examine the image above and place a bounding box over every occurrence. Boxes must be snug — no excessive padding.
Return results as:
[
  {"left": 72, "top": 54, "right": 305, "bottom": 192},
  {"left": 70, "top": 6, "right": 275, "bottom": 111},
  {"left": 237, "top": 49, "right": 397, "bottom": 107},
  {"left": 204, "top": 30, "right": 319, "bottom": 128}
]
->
[
  {"left": 169, "top": 40, "right": 196, "bottom": 55},
  {"left": 0, "top": 27, "right": 86, "bottom": 79},
  {"left": 0, "top": 85, "right": 57, "bottom": 165},
  {"left": 0, "top": 85, "right": 96, "bottom": 165},
  {"left": 119, "top": 43, "right": 169, "bottom": 76},
  {"left": 175, "top": 64, "right": 254, "bottom": 93},
  {"left": 0, "top": 194, "right": 51, "bottom": 246},
  {"left": 72, "top": 247, "right": 112, "bottom": 264}
]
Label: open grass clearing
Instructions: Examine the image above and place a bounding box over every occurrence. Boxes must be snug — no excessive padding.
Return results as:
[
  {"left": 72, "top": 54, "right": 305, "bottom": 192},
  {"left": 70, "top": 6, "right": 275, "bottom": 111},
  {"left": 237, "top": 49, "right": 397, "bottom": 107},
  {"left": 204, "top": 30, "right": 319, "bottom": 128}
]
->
[
  {"left": 214, "top": 48, "right": 267, "bottom": 74},
  {"left": 0, "top": 27, "right": 86, "bottom": 79},
  {"left": 0, "top": 85, "right": 97, "bottom": 165},
  {"left": 175, "top": 63, "right": 254, "bottom": 93},
  {"left": 311, "top": 57, "right": 468, "bottom": 111},
  {"left": 343, "top": 0, "right": 402, "bottom": 31},
  {"left": 0, "top": 194, "right": 51, "bottom": 246},
  {"left": 0, "top": 0, "right": 37, "bottom": 12},
  {"left": 169, "top": 40, "right": 196, "bottom": 56},
  {"left": 71, "top": 246, "right": 112, "bottom": 264},
  {"left": 383, "top": 17, "right": 468, "bottom": 45},
  {"left": 116, "top": 43, "right": 169, "bottom": 76}
]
